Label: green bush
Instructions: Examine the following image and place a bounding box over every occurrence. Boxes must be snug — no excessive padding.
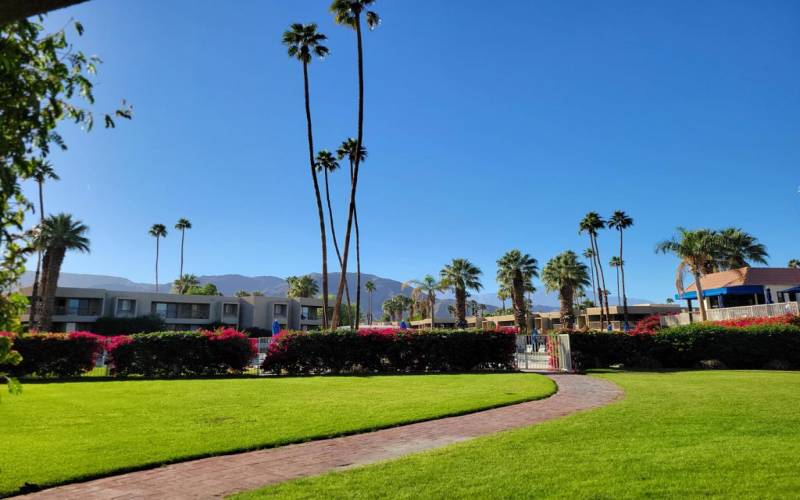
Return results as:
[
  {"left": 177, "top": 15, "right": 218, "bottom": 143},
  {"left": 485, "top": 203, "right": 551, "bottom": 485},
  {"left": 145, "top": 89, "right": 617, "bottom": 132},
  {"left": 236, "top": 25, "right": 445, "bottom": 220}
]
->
[
  {"left": 570, "top": 323, "right": 800, "bottom": 370},
  {"left": 262, "top": 329, "right": 516, "bottom": 375},
  {"left": 92, "top": 315, "right": 166, "bottom": 336},
  {"left": 1, "top": 332, "right": 103, "bottom": 377}
]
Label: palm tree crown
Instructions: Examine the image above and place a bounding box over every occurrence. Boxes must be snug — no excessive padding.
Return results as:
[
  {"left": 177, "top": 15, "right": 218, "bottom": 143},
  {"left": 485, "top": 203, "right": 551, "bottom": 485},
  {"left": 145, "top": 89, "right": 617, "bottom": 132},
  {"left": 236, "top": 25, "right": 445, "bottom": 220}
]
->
[
  {"left": 149, "top": 224, "right": 167, "bottom": 239},
  {"left": 286, "top": 275, "right": 319, "bottom": 299},
  {"left": 30, "top": 160, "right": 59, "bottom": 185},
  {"left": 440, "top": 258, "right": 483, "bottom": 327},
  {"left": 37, "top": 213, "right": 90, "bottom": 253},
  {"left": 608, "top": 211, "right": 633, "bottom": 232},
  {"left": 714, "top": 227, "right": 768, "bottom": 271},
  {"left": 315, "top": 150, "right": 339, "bottom": 173},
  {"left": 173, "top": 274, "right": 199, "bottom": 295},
  {"left": 402, "top": 275, "right": 444, "bottom": 328},
  {"left": 330, "top": 0, "right": 381, "bottom": 29},
  {"left": 788, "top": 259, "right": 800, "bottom": 269},
  {"left": 541, "top": 251, "right": 590, "bottom": 329},
  {"left": 175, "top": 218, "right": 191, "bottom": 231},
  {"left": 496, "top": 249, "right": 538, "bottom": 333},
  {"left": 282, "top": 23, "right": 329, "bottom": 63},
  {"left": 336, "top": 138, "right": 368, "bottom": 165}
]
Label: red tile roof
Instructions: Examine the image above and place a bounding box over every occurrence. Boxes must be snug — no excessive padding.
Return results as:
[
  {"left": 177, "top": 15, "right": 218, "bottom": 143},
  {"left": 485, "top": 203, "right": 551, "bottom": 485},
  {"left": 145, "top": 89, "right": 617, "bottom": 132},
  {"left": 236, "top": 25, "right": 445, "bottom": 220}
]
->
[{"left": 686, "top": 267, "right": 800, "bottom": 292}]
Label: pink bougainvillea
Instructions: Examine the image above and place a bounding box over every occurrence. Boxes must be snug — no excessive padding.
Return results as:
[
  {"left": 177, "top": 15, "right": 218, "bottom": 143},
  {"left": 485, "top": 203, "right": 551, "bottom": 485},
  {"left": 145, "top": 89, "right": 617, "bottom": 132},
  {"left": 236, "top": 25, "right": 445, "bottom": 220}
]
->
[{"left": 713, "top": 314, "right": 798, "bottom": 328}]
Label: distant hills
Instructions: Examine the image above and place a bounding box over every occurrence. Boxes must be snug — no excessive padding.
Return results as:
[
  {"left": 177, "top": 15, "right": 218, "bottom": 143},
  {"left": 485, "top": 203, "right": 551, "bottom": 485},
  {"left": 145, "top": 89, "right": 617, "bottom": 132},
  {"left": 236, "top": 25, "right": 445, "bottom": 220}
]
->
[{"left": 19, "top": 271, "right": 654, "bottom": 317}]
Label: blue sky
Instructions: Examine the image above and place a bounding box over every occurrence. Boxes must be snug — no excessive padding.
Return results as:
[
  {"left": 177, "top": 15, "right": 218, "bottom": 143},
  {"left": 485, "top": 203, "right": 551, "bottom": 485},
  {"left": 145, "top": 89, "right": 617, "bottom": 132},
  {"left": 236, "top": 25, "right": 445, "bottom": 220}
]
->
[{"left": 31, "top": 0, "right": 800, "bottom": 301}]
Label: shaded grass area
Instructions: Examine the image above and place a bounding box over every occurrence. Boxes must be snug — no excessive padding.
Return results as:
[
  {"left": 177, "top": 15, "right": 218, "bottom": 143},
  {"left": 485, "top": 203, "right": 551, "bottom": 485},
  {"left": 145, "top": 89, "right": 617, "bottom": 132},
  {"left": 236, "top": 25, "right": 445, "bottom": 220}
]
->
[
  {"left": 237, "top": 371, "right": 800, "bottom": 499},
  {"left": 1, "top": 373, "right": 554, "bottom": 496}
]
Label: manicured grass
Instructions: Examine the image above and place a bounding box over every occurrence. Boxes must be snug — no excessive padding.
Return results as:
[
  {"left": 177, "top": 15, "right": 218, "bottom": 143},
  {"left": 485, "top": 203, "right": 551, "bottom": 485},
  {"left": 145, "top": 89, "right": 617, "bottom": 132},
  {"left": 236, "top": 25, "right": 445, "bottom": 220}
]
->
[
  {"left": 0, "top": 373, "right": 554, "bottom": 496},
  {"left": 237, "top": 371, "right": 800, "bottom": 499}
]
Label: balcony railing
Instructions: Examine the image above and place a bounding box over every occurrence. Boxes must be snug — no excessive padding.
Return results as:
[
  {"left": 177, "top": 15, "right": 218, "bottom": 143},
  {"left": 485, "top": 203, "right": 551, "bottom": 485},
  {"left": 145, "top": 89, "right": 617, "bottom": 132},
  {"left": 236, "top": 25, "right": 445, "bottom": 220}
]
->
[
  {"left": 55, "top": 306, "right": 102, "bottom": 316},
  {"left": 706, "top": 302, "right": 799, "bottom": 321}
]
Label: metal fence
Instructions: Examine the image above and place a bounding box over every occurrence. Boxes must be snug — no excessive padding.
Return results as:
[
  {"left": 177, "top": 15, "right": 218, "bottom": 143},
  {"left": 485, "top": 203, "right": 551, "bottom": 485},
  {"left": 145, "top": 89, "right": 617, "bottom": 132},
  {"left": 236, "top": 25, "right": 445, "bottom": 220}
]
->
[{"left": 514, "top": 334, "right": 572, "bottom": 372}]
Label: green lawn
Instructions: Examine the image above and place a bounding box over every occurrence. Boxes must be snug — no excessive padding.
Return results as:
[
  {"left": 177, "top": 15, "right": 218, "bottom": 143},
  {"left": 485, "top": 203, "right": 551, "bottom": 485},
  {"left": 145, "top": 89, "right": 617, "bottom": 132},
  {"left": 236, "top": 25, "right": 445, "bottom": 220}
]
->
[
  {"left": 237, "top": 371, "right": 800, "bottom": 499},
  {"left": 0, "top": 373, "right": 554, "bottom": 496}
]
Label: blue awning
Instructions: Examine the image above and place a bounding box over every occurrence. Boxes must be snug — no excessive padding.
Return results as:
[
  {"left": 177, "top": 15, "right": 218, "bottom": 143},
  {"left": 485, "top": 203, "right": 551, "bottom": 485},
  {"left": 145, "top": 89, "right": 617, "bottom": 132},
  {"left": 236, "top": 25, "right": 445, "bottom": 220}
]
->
[
  {"left": 677, "top": 285, "right": 765, "bottom": 300},
  {"left": 778, "top": 285, "right": 800, "bottom": 294}
]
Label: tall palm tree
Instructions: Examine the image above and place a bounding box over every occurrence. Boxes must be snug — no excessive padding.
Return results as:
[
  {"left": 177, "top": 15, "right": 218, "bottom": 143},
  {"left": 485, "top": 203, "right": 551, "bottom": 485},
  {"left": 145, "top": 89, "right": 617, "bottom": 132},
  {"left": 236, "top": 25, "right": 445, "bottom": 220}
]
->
[
  {"left": 789, "top": 259, "right": 800, "bottom": 269},
  {"left": 148, "top": 224, "right": 167, "bottom": 293},
  {"left": 579, "top": 212, "right": 609, "bottom": 328},
  {"left": 403, "top": 275, "right": 443, "bottom": 329},
  {"left": 283, "top": 23, "right": 331, "bottom": 329},
  {"left": 315, "top": 150, "right": 353, "bottom": 320},
  {"left": 440, "top": 258, "right": 483, "bottom": 328},
  {"left": 714, "top": 227, "right": 768, "bottom": 271},
  {"left": 286, "top": 275, "right": 319, "bottom": 299},
  {"left": 174, "top": 218, "right": 192, "bottom": 278},
  {"left": 336, "top": 138, "right": 368, "bottom": 329},
  {"left": 541, "top": 251, "right": 590, "bottom": 330},
  {"left": 35, "top": 214, "right": 90, "bottom": 331},
  {"left": 582, "top": 248, "right": 597, "bottom": 306},
  {"left": 364, "top": 279, "right": 375, "bottom": 324},
  {"left": 173, "top": 273, "right": 199, "bottom": 295},
  {"left": 496, "top": 249, "right": 539, "bottom": 334},
  {"left": 609, "top": 256, "right": 623, "bottom": 306},
  {"left": 27, "top": 161, "right": 59, "bottom": 330},
  {"left": 656, "top": 228, "right": 721, "bottom": 321},
  {"left": 329, "top": 0, "right": 380, "bottom": 329},
  {"left": 608, "top": 210, "right": 633, "bottom": 328}
]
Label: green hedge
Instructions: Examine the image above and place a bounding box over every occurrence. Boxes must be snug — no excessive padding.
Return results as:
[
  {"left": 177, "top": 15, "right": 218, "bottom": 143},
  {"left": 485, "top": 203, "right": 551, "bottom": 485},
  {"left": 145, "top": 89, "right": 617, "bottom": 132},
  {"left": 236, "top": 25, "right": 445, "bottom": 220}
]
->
[
  {"left": 262, "top": 329, "right": 516, "bottom": 375},
  {"left": 1, "top": 332, "right": 103, "bottom": 378},
  {"left": 570, "top": 323, "right": 800, "bottom": 370}
]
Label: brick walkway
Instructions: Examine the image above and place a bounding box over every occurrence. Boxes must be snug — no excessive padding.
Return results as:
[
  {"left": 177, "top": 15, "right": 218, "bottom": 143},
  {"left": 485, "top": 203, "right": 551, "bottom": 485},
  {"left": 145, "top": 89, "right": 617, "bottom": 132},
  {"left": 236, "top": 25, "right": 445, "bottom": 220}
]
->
[{"left": 18, "top": 374, "right": 622, "bottom": 499}]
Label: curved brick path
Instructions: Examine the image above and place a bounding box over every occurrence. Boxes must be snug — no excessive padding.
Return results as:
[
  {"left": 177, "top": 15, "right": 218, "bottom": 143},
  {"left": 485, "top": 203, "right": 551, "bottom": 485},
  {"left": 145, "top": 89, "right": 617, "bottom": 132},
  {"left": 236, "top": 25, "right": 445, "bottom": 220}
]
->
[{"left": 18, "top": 374, "right": 622, "bottom": 500}]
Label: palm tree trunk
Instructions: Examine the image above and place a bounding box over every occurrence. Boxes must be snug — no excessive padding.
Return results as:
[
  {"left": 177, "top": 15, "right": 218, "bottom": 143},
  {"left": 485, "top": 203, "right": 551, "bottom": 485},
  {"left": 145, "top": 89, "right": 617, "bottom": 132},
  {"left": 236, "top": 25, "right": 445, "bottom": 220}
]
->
[
  {"left": 590, "top": 236, "right": 606, "bottom": 329},
  {"left": 155, "top": 236, "right": 159, "bottom": 293},
  {"left": 29, "top": 180, "right": 45, "bottom": 330},
  {"left": 430, "top": 294, "right": 435, "bottom": 329},
  {"left": 594, "top": 236, "right": 611, "bottom": 325},
  {"left": 332, "top": 14, "right": 365, "bottom": 329},
  {"left": 355, "top": 206, "right": 361, "bottom": 330},
  {"left": 455, "top": 287, "right": 466, "bottom": 327},
  {"left": 38, "top": 248, "right": 65, "bottom": 332},
  {"left": 588, "top": 256, "right": 597, "bottom": 306},
  {"left": 560, "top": 286, "right": 575, "bottom": 329},
  {"left": 512, "top": 271, "right": 526, "bottom": 334},
  {"left": 302, "top": 61, "right": 329, "bottom": 329},
  {"left": 179, "top": 228, "right": 185, "bottom": 277},
  {"left": 368, "top": 290, "right": 372, "bottom": 325},
  {"left": 323, "top": 168, "right": 352, "bottom": 322},
  {"left": 693, "top": 269, "right": 708, "bottom": 321},
  {"left": 619, "top": 230, "right": 630, "bottom": 329}
]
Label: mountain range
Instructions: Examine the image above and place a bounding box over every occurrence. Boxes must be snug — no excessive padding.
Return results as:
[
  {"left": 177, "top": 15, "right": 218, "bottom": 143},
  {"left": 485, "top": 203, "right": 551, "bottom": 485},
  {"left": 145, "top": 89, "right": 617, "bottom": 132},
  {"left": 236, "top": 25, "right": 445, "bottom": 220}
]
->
[{"left": 19, "top": 271, "right": 654, "bottom": 317}]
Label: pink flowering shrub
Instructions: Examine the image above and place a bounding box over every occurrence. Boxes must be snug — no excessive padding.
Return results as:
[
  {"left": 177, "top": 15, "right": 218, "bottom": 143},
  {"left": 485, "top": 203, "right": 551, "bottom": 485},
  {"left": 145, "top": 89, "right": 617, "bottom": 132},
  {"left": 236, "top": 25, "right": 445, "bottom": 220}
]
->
[
  {"left": 262, "top": 329, "right": 516, "bottom": 375},
  {"left": 713, "top": 314, "right": 799, "bottom": 328},
  {"left": 0, "top": 331, "right": 104, "bottom": 377}
]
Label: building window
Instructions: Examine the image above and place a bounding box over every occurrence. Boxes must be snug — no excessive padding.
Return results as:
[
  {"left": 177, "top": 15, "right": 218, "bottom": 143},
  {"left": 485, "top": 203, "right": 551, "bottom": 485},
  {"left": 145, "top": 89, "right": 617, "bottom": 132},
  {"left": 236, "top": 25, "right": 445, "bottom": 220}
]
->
[
  {"left": 301, "top": 305, "right": 322, "bottom": 321},
  {"left": 151, "top": 302, "right": 210, "bottom": 319},
  {"left": 116, "top": 299, "right": 136, "bottom": 317},
  {"left": 223, "top": 303, "right": 238, "bottom": 316},
  {"left": 273, "top": 303, "right": 288, "bottom": 318},
  {"left": 55, "top": 298, "right": 102, "bottom": 316}
]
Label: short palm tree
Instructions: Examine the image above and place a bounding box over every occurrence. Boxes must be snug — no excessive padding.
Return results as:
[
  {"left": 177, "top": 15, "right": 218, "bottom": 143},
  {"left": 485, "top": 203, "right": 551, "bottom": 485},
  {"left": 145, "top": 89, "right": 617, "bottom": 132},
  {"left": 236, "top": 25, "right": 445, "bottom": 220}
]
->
[
  {"left": 337, "top": 138, "right": 368, "bottom": 329},
  {"left": 496, "top": 250, "right": 539, "bottom": 334},
  {"left": 173, "top": 274, "right": 199, "bottom": 295},
  {"left": 579, "top": 212, "right": 609, "bottom": 328},
  {"left": 35, "top": 214, "right": 90, "bottom": 331},
  {"left": 286, "top": 275, "right": 319, "bottom": 299},
  {"left": 148, "top": 224, "right": 167, "bottom": 293},
  {"left": 656, "top": 227, "right": 721, "bottom": 321},
  {"left": 329, "top": 0, "right": 380, "bottom": 329},
  {"left": 364, "top": 279, "right": 376, "bottom": 324},
  {"left": 541, "top": 251, "right": 590, "bottom": 330},
  {"left": 789, "top": 259, "right": 800, "bottom": 269},
  {"left": 27, "top": 160, "right": 59, "bottom": 330},
  {"left": 440, "top": 258, "right": 483, "bottom": 327},
  {"left": 497, "top": 286, "right": 511, "bottom": 312},
  {"left": 174, "top": 218, "right": 192, "bottom": 278},
  {"left": 283, "top": 22, "right": 330, "bottom": 329},
  {"left": 609, "top": 256, "right": 623, "bottom": 306},
  {"left": 608, "top": 210, "right": 633, "bottom": 327},
  {"left": 403, "top": 275, "right": 444, "bottom": 329}
]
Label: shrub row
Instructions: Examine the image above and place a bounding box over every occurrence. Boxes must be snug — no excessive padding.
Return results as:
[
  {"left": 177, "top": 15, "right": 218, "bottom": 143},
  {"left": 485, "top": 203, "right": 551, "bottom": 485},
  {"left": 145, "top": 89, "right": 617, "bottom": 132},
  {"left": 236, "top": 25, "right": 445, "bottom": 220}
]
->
[
  {"left": 0, "top": 329, "right": 256, "bottom": 378},
  {"left": 570, "top": 323, "right": 800, "bottom": 370},
  {"left": 107, "top": 329, "right": 256, "bottom": 377},
  {"left": 261, "top": 328, "right": 516, "bottom": 375},
  {"left": 0, "top": 332, "right": 103, "bottom": 377}
]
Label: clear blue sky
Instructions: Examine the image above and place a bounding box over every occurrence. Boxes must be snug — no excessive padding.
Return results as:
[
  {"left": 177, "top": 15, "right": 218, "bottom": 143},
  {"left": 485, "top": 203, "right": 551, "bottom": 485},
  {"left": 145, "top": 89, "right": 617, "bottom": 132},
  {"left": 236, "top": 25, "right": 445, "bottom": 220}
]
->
[{"left": 30, "top": 0, "right": 800, "bottom": 301}]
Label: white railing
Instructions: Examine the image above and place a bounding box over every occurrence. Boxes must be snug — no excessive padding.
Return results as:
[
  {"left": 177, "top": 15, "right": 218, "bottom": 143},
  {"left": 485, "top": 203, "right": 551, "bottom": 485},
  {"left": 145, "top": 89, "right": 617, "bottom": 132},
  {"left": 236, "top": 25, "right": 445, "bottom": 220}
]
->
[{"left": 706, "top": 302, "right": 799, "bottom": 321}]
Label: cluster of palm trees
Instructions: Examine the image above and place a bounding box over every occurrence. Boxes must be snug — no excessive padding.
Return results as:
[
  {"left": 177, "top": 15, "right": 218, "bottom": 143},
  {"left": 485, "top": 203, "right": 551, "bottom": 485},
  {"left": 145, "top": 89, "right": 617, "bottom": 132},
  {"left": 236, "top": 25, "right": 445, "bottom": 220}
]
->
[
  {"left": 579, "top": 211, "right": 634, "bottom": 330},
  {"left": 283, "top": 1, "right": 380, "bottom": 331},
  {"left": 286, "top": 275, "right": 319, "bottom": 299},
  {"left": 656, "top": 227, "right": 768, "bottom": 321},
  {"left": 148, "top": 218, "right": 191, "bottom": 294}
]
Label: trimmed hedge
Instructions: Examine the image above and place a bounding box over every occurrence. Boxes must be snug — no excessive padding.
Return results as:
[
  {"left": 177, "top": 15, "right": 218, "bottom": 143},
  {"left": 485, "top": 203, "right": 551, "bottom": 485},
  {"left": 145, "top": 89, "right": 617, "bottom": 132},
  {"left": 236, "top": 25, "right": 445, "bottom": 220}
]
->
[
  {"left": 0, "top": 332, "right": 103, "bottom": 377},
  {"left": 570, "top": 323, "right": 800, "bottom": 370},
  {"left": 261, "top": 329, "right": 516, "bottom": 375},
  {"left": 107, "top": 329, "right": 256, "bottom": 377}
]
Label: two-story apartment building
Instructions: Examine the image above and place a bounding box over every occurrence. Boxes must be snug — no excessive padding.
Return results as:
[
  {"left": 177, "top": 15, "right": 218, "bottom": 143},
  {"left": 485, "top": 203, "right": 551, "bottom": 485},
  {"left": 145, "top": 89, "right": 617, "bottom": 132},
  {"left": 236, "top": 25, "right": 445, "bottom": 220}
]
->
[{"left": 19, "top": 287, "right": 326, "bottom": 333}]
